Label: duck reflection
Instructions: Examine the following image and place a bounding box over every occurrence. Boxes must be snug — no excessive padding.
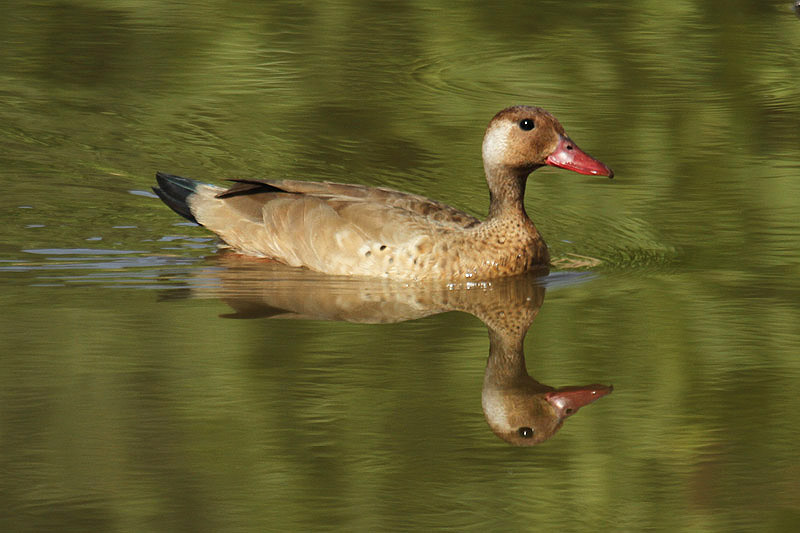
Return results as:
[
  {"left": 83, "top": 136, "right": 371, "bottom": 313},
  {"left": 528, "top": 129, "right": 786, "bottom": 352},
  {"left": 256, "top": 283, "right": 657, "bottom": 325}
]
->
[{"left": 190, "top": 253, "right": 612, "bottom": 446}]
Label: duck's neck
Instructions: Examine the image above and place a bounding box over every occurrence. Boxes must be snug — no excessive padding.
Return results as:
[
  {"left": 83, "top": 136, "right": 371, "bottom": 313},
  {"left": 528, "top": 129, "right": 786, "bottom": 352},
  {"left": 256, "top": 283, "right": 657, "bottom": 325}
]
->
[
  {"left": 485, "top": 165, "right": 536, "bottom": 221},
  {"left": 484, "top": 327, "right": 550, "bottom": 392}
]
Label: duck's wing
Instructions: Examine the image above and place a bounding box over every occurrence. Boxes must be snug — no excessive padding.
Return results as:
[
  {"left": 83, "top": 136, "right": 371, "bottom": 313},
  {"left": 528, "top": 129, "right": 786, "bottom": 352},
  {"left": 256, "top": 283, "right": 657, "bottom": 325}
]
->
[
  {"left": 187, "top": 178, "right": 481, "bottom": 277},
  {"left": 217, "top": 179, "right": 481, "bottom": 229}
]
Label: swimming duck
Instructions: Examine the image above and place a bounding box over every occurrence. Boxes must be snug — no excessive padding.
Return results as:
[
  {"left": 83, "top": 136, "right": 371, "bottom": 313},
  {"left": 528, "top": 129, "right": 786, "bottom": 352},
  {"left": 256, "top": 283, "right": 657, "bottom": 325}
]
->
[
  {"left": 187, "top": 256, "right": 613, "bottom": 446},
  {"left": 482, "top": 324, "right": 612, "bottom": 446},
  {"left": 153, "top": 105, "right": 613, "bottom": 280}
]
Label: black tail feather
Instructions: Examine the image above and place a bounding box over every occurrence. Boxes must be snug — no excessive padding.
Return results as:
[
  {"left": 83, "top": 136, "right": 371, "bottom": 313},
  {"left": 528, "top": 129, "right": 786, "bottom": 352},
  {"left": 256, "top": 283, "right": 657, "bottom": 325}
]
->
[{"left": 152, "top": 172, "right": 200, "bottom": 224}]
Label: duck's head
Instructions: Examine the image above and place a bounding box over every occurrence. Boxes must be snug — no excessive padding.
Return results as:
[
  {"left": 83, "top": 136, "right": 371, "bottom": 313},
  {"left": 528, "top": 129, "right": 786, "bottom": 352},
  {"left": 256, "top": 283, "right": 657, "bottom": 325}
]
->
[
  {"left": 482, "top": 105, "right": 614, "bottom": 179},
  {"left": 482, "top": 381, "right": 614, "bottom": 446}
]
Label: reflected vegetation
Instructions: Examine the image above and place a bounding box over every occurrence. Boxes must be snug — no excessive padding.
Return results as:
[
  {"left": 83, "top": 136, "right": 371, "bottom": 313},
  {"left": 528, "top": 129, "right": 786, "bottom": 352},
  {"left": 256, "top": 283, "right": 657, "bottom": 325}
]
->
[
  {"left": 186, "top": 253, "right": 612, "bottom": 445},
  {"left": 1, "top": 0, "right": 800, "bottom": 530}
]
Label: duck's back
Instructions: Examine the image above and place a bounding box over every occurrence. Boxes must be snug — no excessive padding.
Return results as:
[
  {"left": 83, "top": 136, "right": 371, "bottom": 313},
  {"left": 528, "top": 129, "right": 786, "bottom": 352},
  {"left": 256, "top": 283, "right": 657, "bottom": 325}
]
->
[{"left": 215, "top": 179, "right": 481, "bottom": 228}]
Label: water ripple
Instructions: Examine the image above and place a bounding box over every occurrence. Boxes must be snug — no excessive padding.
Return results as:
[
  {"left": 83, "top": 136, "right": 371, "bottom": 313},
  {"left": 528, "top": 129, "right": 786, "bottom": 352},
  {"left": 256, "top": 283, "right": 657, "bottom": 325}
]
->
[{"left": 408, "top": 48, "right": 561, "bottom": 102}]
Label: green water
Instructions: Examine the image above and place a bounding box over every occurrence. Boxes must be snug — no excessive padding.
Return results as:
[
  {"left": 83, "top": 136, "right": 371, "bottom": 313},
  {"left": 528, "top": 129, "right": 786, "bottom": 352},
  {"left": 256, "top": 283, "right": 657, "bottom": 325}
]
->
[{"left": 2, "top": 1, "right": 800, "bottom": 531}]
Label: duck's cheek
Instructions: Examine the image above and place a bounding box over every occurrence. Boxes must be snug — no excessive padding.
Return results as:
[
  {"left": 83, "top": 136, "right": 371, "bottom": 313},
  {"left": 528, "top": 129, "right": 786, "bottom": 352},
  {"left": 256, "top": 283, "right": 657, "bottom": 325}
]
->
[{"left": 481, "top": 122, "right": 515, "bottom": 164}]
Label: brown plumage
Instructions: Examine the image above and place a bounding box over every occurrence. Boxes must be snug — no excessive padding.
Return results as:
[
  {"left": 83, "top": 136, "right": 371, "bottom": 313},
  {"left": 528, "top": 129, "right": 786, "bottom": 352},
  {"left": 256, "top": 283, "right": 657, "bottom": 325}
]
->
[
  {"left": 153, "top": 106, "right": 613, "bottom": 280},
  {"left": 184, "top": 256, "right": 614, "bottom": 446}
]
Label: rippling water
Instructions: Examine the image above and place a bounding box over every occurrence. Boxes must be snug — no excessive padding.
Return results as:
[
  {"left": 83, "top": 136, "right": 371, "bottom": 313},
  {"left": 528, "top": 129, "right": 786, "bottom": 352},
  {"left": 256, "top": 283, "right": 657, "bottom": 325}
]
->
[{"left": 2, "top": 1, "right": 800, "bottom": 531}]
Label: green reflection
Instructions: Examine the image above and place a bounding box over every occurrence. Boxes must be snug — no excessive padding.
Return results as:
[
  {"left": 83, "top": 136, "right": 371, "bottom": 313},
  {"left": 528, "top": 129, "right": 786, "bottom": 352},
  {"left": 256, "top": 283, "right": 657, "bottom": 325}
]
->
[{"left": 1, "top": 0, "right": 800, "bottom": 531}]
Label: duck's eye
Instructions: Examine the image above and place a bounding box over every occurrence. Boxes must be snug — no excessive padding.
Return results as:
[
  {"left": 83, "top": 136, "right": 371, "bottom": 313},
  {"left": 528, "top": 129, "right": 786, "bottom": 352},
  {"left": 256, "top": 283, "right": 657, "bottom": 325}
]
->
[
  {"left": 517, "top": 427, "right": 534, "bottom": 438},
  {"left": 519, "top": 119, "right": 535, "bottom": 131}
]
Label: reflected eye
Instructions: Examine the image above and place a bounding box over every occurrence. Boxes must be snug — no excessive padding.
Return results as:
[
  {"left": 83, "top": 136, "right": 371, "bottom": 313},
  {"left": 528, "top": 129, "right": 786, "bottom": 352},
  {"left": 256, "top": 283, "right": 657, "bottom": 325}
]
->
[
  {"left": 517, "top": 427, "right": 534, "bottom": 438},
  {"left": 519, "top": 119, "right": 535, "bottom": 131}
]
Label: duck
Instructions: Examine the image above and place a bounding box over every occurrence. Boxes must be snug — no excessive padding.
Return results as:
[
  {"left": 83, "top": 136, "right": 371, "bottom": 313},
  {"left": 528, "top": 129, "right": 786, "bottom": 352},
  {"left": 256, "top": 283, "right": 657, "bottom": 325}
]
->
[
  {"left": 153, "top": 105, "right": 613, "bottom": 280},
  {"left": 185, "top": 255, "right": 613, "bottom": 446},
  {"left": 482, "top": 324, "right": 613, "bottom": 446}
]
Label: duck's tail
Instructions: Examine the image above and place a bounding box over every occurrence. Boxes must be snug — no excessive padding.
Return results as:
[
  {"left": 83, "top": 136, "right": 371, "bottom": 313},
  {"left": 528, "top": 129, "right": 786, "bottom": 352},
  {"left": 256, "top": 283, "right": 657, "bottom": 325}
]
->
[{"left": 152, "top": 172, "right": 201, "bottom": 224}]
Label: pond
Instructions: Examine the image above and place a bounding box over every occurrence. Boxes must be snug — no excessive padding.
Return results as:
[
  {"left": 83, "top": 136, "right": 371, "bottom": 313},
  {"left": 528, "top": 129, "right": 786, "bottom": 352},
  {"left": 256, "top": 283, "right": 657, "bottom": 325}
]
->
[{"left": 2, "top": 1, "right": 799, "bottom": 531}]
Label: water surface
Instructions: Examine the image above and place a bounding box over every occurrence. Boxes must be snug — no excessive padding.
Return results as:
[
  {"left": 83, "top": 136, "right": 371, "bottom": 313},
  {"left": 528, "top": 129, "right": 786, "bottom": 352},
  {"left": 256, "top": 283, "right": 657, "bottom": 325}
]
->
[{"left": 2, "top": 1, "right": 800, "bottom": 531}]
